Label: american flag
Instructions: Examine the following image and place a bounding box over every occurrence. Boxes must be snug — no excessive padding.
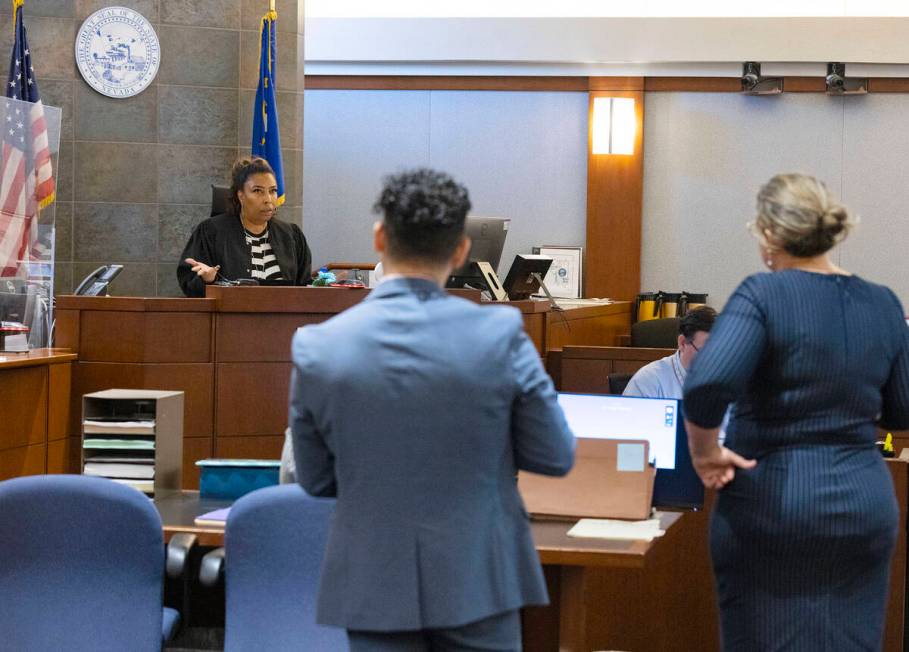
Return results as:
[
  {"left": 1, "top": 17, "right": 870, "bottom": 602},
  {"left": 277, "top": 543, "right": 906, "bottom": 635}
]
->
[{"left": 0, "top": 0, "right": 54, "bottom": 277}]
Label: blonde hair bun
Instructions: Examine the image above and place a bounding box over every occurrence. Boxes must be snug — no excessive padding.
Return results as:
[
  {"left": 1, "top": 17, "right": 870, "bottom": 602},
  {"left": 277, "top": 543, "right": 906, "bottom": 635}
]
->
[{"left": 755, "top": 173, "right": 856, "bottom": 257}]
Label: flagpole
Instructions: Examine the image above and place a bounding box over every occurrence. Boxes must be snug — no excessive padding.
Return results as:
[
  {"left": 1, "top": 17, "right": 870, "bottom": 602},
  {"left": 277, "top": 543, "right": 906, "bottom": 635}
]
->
[{"left": 269, "top": 0, "right": 275, "bottom": 11}]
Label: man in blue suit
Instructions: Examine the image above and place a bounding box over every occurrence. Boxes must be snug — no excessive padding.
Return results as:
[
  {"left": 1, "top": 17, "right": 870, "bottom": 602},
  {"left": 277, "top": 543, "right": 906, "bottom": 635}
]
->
[{"left": 290, "top": 168, "right": 575, "bottom": 651}]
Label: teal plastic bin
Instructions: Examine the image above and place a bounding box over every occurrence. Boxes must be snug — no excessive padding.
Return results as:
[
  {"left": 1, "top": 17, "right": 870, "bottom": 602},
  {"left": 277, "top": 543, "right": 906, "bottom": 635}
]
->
[{"left": 196, "top": 459, "right": 281, "bottom": 500}]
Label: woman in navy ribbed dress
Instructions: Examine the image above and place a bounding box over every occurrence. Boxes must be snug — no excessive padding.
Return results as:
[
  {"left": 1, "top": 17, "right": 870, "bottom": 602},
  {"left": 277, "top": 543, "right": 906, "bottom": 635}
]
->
[{"left": 683, "top": 173, "right": 909, "bottom": 651}]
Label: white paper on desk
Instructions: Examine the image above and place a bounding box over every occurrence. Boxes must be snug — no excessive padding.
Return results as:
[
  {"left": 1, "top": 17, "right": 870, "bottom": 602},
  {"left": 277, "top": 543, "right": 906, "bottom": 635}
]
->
[{"left": 567, "top": 518, "right": 665, "bottom": 541}]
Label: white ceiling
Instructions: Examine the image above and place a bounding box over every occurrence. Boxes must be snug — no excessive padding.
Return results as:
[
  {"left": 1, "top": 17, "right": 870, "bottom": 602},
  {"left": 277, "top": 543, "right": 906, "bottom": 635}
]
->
[{"left": 305, "top": 16, "right": 909, "bottom": 76}]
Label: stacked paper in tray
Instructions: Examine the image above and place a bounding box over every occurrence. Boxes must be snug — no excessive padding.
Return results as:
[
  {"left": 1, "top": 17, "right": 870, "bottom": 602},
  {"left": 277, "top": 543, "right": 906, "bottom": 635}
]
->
[
  {"left": 83, "top": 438, "right": 155, "bottom": 449},
  {"left": 82, "top": 419, "right": 156, "bottom": 493},
  {"left": 83, "top": 419, "right": 155, "bottom": 434},
  {"left": 84, "top": 462, "right": 154, "bottom": 479},
  {"left": 108, "top": 478, "right": 155, "bottom": 493}
]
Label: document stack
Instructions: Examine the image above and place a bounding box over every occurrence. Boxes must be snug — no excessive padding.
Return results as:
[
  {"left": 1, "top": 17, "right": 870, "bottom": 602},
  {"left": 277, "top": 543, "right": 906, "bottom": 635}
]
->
[{"left": 81, "top": 389, "right": 184, "bottom": 496}]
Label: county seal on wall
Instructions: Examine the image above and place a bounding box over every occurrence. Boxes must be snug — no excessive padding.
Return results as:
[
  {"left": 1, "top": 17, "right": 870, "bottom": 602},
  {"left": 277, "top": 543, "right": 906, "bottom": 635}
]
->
[{"left": 75, "top": 7, "right": 160, "bottom": 98}]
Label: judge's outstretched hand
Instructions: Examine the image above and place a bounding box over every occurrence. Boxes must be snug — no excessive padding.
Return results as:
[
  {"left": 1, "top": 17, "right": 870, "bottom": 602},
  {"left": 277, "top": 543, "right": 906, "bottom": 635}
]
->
[{"left": 185, "top": 258, "right": 220, "bottom": 284}]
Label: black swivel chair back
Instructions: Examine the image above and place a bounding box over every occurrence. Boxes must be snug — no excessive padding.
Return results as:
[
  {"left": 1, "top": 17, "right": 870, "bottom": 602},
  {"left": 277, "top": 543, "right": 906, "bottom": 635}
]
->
[
  {"left": 631, "top": 317, "right": 680, "bottom": 348},
  {"left": 211, "top": 184, "right": 230, "bottom": 216},
  {"left": 606, "top": 372, "right": 634, "bottom": 395},
  {"left": 607, "top": 373, "right": 633, "bottom": 395}
]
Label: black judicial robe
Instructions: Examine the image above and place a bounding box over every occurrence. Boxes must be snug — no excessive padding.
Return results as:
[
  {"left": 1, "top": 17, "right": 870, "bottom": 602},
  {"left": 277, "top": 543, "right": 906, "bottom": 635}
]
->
[{"left": 176, "top": 212, "right": 312, "bottom": 297}]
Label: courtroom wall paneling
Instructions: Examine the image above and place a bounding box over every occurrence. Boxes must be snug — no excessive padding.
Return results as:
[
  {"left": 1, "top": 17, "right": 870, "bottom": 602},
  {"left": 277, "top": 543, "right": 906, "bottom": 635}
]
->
[
  {"left": 884, "top": 460, "right": 908, "bottom": 651},
  {"left": 560, "top": 358, "right": 613, "bottom": 394},
  {"left": 47, "top": 436, "right": 81, "bottom": 474},
  {"left": 78, "top": 311, "right": 212, "bottom": 362},
  {"left": 0, "top": 443, "right": 46, "bottom": 480},
  {"left": 47, "top": 362, "right": 72, "bottom": 441},
  {"left": 215, "top": 435, "right": 284, "bottom": 459},
  {"left": 586, "top": 87, "right": 644, "bottom": 300},
  {"left": 303, "top": 90, "right": 588, "bottom": 279},
  {"left": 640, "top": 92, "right": 844, "bottom": 308},
  {"left": 428, "top": 91, "right": 588, "bottom": 280},
  {"left": 54, "top": 309, "right": 79, "bottom": 350},
  {"left": 305, "top": 84, "right": 909, "bottom": 309},
  {"left": 0, "top": 366, "right": 47, "bottom": 449},
  {"left": 303, "top": 90, "right": 431, "bottom": 266},
  {"left": 216, "top": 362, "right": 293, "bottom": 437},
  {"left": 545, "top": 306, "right": 630, "bottom": 350},
  {"left": 69, "top": 362, "right": 214, "bottom": 439},
  {"left": 182, "top": 436, "right": 213, "bottom": 490},
  {"left": 216, "top": 313, "right": 328, "bottom": 362},
  {"left": 840, "top": 95, "right": 909, "bottom": 307},
  {"left": 559, "top": 346, "right": 671, "bottom": 393},
  {"left": 521, "top": 312, "right": 546, "bottom": 355}
]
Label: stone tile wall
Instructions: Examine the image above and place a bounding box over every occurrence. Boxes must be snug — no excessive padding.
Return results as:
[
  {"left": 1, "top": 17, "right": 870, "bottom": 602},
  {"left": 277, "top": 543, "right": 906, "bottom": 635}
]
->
[{"left": 2, "top": 0, "right": 304, "bottom": 296}]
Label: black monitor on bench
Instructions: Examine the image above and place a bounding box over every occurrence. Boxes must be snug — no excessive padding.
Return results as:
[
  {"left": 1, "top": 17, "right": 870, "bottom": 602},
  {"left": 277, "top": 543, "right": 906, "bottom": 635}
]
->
[{"left": 446, "top": 217, "right": 510, "bottom": 290}]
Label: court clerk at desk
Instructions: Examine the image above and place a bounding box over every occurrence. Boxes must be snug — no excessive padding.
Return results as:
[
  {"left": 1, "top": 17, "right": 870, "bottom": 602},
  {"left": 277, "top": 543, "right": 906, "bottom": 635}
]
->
[
  {"left": 623, "top": 306, "right": 717, "bottom": 399},
  {"left": 176, "top": 156, "right": 312, "bottom": 297}
]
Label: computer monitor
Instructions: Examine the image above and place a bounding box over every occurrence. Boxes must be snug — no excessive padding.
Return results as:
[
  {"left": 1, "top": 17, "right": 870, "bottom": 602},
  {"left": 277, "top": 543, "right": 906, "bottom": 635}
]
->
[
  {"left": 0, "top": 291, "right": 28, "bottom": 323},
  {"left": 556, "top": 392, "right": 704, "bottom": 510},
  {"left": 502, "top": 254, "right": 553, "bottom": 300},
  {"left": 446, "top": 216, "right": 510, "bottom": 288}
]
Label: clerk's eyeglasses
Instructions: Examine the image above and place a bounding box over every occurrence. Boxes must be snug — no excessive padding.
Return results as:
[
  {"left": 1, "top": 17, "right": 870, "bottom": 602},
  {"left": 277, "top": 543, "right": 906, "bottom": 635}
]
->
[{"left": 686, "top": 338, "right": 701, "bottom": 353}]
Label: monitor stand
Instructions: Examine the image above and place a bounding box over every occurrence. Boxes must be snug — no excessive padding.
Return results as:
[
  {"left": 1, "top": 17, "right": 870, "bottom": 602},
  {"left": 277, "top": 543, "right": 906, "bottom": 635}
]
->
[
  {"left": 476, "top": 262, "right": 508, "bottom": 301},
  {"left": 530, "top": 272, "right": 561, "bottom": 311}
]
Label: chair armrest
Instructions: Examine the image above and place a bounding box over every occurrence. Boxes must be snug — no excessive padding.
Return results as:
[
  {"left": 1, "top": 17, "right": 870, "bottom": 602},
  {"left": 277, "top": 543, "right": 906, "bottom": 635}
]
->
[
  {"left": 166, "top": 533, "right": 197, "bottom": 579},
  {"left": 199, "top": 547, "right": 225, "bottom": 587}
]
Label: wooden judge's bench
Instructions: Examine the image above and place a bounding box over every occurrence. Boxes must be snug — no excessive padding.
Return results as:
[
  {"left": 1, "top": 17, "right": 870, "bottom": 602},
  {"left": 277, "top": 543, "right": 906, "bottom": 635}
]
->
[{"left": 55, "top": 287, "right": 630, "bottom": 488}]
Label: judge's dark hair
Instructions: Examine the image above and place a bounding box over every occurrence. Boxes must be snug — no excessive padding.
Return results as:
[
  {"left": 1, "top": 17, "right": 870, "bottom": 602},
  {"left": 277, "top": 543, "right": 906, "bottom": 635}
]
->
[
  {"left": 679, "top": 306, "right": 717, "bottom": 340},
  {"left": 373, "top": 168, "right": 471, "bottom": 263},
  {"left": 228, "top": 156, "right": 275, "bottom": 218}
]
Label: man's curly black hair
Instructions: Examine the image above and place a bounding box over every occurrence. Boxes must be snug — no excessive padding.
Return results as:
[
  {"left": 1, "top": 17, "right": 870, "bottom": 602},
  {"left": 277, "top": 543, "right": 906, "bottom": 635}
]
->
[{"left": 373, "top": 168, "right": 471, "bottom": 263}]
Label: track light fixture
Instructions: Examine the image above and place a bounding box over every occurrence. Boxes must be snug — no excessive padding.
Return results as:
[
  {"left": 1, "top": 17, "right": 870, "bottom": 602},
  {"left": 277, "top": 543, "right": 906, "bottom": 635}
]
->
[
  {"left": 741, "top": 62, "right": 782, "bottom": 95},
  {"left": 825, "top": 63, "right": 867, "bottom": 95}
]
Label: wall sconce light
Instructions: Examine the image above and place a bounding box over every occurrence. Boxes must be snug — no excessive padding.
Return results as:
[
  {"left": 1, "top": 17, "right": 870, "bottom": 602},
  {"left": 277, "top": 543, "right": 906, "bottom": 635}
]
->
[{"left": 592, "top": 97, "right": 636, "bottom": 155}]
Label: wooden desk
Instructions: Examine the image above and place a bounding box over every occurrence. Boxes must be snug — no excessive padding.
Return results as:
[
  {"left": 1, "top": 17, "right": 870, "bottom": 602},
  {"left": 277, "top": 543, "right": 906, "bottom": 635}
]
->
[
  {"left": 545, "top": 302, "right": 633, "bottom": 351},
  {"left": 56, "top": 290, "right": 631, "bottom": 488},
  {"left": 559, "top": 344, "right": 674, "bottom": 393},
  {"left": 513, "top": 300, "right": 632, "bottom": 356},
  {"left": 0, "top": 348, "right": 75, "bottom": 480},
  {"left": 154, "top": 490, "right": 680, "bottom": 652}
]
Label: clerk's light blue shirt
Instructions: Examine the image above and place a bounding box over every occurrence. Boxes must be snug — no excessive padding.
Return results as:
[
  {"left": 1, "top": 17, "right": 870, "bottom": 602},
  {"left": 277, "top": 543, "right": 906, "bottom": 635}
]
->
[{"left": 623, "top": 352, "right": 686, "bottom": 399}]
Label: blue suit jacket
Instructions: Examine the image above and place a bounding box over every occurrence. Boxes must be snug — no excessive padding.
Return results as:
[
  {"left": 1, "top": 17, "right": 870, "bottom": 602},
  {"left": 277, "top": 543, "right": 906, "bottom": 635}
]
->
[{"left": 290, "top": 277, "right": 575, "bottom": 632}]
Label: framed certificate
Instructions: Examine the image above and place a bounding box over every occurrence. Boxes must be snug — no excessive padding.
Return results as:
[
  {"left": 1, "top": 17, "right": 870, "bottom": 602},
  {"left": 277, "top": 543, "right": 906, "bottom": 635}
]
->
[{"left": 532, "top": 246, "right": 583, "bottom": 298}]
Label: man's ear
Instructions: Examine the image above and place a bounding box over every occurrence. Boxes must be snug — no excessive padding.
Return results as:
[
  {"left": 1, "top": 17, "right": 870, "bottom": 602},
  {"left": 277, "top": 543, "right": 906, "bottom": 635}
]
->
[
  {"left": 677, "top": 333, "right": 686, "bottom": 350},
  {"left": 373, "top": 221, "right": 386, "bottom": 255},
  {"left": 450, "top": 235, "right": 471, "bottom": 270}
]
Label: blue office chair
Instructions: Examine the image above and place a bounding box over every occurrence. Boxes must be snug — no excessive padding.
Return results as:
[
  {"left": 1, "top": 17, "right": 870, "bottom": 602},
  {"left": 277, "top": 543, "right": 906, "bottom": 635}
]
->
[
  {"left": 222, "top": 484, "right": 348, "bottom": 651},
  {"left": 0, "top": 475, "right": 179, "bottom": 651}
]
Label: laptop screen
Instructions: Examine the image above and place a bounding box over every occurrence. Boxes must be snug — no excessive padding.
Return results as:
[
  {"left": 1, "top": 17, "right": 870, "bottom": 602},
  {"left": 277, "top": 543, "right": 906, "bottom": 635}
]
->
[{"left": 556, "top": 392, "right": 704, "bottom": 509}]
